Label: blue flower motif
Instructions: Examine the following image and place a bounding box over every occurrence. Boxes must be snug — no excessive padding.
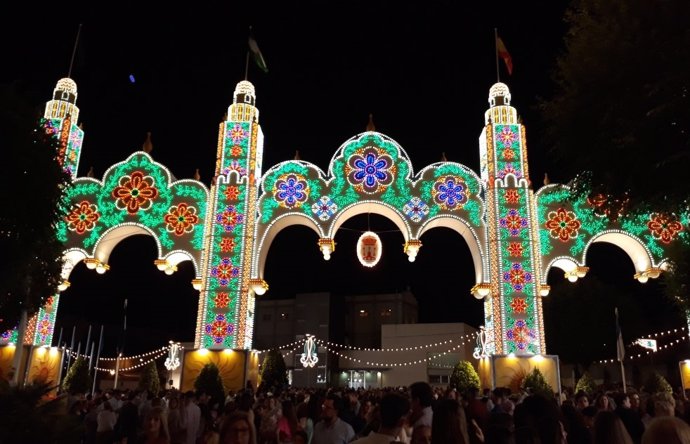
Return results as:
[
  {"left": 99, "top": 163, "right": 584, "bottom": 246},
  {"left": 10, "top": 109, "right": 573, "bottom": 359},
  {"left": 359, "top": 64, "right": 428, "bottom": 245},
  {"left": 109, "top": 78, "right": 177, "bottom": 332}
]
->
[
  {"left": 312, "top": 196, "right": 338, "bottom": 221},
  {"left": 403, "top": 197, "right": 429, "bottom": 222},
  {"left": 273, "top": 174, "right": 309, "bottom": 208},
  {"left": 432, "top": 176, "right": 470, "bottom": 210},
  {"left": 346, "top": 147, "right": 395, "bottom": 194}
]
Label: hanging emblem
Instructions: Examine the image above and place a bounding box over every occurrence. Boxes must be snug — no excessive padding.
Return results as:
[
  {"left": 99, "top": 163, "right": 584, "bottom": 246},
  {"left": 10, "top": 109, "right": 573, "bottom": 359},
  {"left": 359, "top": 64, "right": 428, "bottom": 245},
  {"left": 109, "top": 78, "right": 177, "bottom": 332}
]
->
[
  {"left": 164, "top": 342, "right": 181, "bottom": 371},
  {"left": 473, "top": 326, "right": 489, "bottom": 360},
  {"left": 357, "top": 231, "right": 382, "bottom": 268},
  {"left": 300, "top": 335, "right": 318, "bottom": 368}
]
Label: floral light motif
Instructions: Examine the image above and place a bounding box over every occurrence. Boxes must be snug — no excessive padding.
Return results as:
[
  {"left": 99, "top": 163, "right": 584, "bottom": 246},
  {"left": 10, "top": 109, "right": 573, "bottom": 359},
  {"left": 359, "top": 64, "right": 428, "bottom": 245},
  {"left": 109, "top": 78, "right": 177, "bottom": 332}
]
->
[
  {"left": 311, "top": 196, "right": 338, "bottom": 221},
  {"left": 510, "top": 297, "right": 528, "bottom": 314},
  {"left": 545, "top": 208, "right": 581, "bottom": 242},
  {"left": 507, "top": 242, "right": 524, "bottom": 257},
  {"left": 224, "top": 186, "right": 240, "bottom": 201},
  {"left": 228, "top": 124, "right": 248, "bottom": 143},
  {"left": 65, "top": 200, "right": 100, "bottom": 234},
  {"left": 164, "top": 203, "right": 199, "bottom": 236},
  {"left": 648, "top": 213, "right": 683, "bottom": 244},
  {"left": 216, "top": 206, "right": 244, "bottom": 232},
  {"left": 220, "top": 237, "right": 236, "bottom": 253},
  {"left": 504, "top": 189, "right": 520, "bottom": 205},
  {"left": 506, "top": 320, "right": 536, "bottom": 351},
  {"left": 112, "top": 171, "right": 159, "bottom": 215},
  {"left": 497, "top": 163, "right": 521, "bottom": 179},
  {"left": 432, "top": 176, "right": 470, "bottom": 210},
  {"left": 346, "top": 146, "right": 396, "bottom": 194},
  {"left": 205, "top": 314, "right": 234, "bottom": 344},
  {"left": 214, "top": 293, "right": 230, "bottom": 308},
  {"left": 403, "top": 197, "right": 430, "bottom": 222},
  {"left": 38, "top": 318, "right": 51, "bottom": 338},
  {"left": 503, "top": 263, "right": 533, "bottom": 291},
  {"left": 223, "top": 160, "right": 247, "bottom": 177},
  {"left": 502, "top": 148, "right": 516, "bottom": 160},
  {"left": 497, "top": 125, "right": 518, "bottom": 148},
  {"left": 211, "top": 258, "right": 240, "bottom": 286},
  {"left": 230, "top": 145, "right": 243, "bottom": 156},
  {"left": 500, "top": 209, "right": 528, "bottom": 236},
  {"left": 273, "top": 174, "right": 309, "bottom": 208}
]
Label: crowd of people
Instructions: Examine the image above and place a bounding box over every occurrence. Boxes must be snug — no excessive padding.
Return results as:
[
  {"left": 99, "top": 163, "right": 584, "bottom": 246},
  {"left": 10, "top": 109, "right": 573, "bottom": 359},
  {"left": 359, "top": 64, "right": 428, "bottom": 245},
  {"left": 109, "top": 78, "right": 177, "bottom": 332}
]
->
[{"left": 66, "top": 382, "right": 690, "bottom": 444}]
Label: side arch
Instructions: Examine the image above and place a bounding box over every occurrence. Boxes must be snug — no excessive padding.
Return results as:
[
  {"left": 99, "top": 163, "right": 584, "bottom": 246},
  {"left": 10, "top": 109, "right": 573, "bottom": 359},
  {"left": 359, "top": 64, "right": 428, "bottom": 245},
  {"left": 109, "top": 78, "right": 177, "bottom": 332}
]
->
[{"left": 584, "top": 230, "right": 656, "bottom": 275}]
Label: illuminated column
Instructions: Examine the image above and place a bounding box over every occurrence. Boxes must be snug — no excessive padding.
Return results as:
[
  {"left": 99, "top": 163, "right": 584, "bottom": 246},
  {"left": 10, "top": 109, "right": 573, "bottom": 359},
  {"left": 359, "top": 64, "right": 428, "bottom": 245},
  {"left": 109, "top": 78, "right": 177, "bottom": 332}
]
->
[
  {"left": 196, "top": 81, "right": 264, "bottom": 350},
  {"left": 43, "top": 78, "right": 84, "bottom": 178},
  {"left": 479, "top": 83, "right": 545, "bottom": 355}
]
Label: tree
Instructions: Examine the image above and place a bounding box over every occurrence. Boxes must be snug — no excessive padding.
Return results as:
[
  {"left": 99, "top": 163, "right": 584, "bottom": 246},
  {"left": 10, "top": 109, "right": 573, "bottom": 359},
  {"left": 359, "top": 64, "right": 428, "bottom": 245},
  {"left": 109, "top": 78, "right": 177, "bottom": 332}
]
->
[
  {"left": 258, "top": 349, "right": 288, "bottom": 394},
  {"left": 138, "top": 361, "right": 161, "bottom": 397},
  {"left": 575, "top": 372, "right": 597, "bottom": 395},
  {"left": 449, "top": 360, "right": 480, "bottom": 395},
  {"left": 644, "top": 371, "right": 672, "bottom": 394},
  {"left": 539, "top": 0, "right": 690, "bottom": 309},
  {"left": 0, "top": 84, "right": 71, "bottom": 332},
  {"left": 521, "top": 368, "right": 554, "bottom": 398},
  {"left": 61, "top": 357, "right": 91, "bottom": 396},
  {"left": 194, "top": 363, "right": 225, "bottom": 409}
]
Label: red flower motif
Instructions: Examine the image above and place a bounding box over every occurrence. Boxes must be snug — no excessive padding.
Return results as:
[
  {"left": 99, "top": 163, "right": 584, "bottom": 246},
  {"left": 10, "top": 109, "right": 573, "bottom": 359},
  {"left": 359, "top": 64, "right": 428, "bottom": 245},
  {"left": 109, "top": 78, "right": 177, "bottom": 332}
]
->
[
  {"left": 648, "top": 213, "right": 683, "bottom": 244},
  {"left": 164, "top": 203, "right": 199, "bottom": 236},
  {"left": 502, "top": 148, "right": 516, "bottom": 160},
  {"left": 220, "top": 237, "right": 236, "bottom": 253},
  {"left": 112, "top": 171, "right": 159, "bottom": 215},
  {"left": 504, "top": 189, "right": 520, "bottom": 205},
  {"left": 230, "top": 145, "right": 243, "bottom": 156},
  {"left": 224, "top": 186, "right": 240, "bottom": 201},
  {"left": 545, "top": 208, "right": 581, "bottom": 242},
  {"left": 510, "top": 298, "right": 528, "bottom": 314},
  {"left": 214, "top": 293, "right": 230, "bottom": 308},
  {"left": 44, "top": 296, "right": 54, "bottom": 307},
  {"left": 507, "top": 242, "right": 524, "bottom": 257},
  {"left": 65, "top": 200, "right": 100, "bottom": 234}
]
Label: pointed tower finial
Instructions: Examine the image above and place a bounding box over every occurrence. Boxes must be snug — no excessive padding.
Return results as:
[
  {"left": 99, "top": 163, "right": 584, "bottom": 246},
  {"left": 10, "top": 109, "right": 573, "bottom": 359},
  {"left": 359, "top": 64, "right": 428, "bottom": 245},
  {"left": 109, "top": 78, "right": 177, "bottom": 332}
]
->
[
  {"left": 294, "top": 150, "right": 301, "bottom": 161},
  {"left": 366, "top": 113, "right": 376, "bottom": 132},
  {"left": 441, "top": 152, "right": 448, "bottom": 162},
  {"left": 544, "top": 173, "right": 550, "bottom": 186},
  {"left": 87, "top": 166, "right": 94, "bottom": 178},
  {"left": 194, "top": 168, "right": 201, "bottom": 181},
  {"left": 143, "top": 132, "right": 153, "bottom": 153}
]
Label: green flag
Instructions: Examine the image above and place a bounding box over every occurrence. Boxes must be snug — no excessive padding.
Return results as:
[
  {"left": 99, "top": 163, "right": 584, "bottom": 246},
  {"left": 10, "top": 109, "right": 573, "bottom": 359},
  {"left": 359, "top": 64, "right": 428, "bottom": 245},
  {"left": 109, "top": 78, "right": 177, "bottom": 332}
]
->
[{"left": 248, "top": 34, "right": 268, "bottom": 73}]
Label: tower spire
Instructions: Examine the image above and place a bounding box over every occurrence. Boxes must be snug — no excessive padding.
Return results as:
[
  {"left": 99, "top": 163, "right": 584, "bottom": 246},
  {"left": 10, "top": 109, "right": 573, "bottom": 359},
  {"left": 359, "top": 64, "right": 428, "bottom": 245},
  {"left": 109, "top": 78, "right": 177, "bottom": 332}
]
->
[{"left": 67, "top": 24, "right": 83, "bottom": 78}]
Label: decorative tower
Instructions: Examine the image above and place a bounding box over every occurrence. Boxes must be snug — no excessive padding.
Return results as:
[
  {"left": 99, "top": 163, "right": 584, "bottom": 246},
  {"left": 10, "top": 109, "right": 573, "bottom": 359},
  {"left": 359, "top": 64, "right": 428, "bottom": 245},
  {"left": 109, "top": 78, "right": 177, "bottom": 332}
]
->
[
  {"left": 196, "top": 81, "right": 265, "bottom": 349},
  {"left": 480, "top": 83, "right": 546, "bottom": 355},
  {"left": 23, "top": 78, "right": 86, "bottom": 347},
  {"left": 43, "top": 77, "right": 84, "bottom": 178}
]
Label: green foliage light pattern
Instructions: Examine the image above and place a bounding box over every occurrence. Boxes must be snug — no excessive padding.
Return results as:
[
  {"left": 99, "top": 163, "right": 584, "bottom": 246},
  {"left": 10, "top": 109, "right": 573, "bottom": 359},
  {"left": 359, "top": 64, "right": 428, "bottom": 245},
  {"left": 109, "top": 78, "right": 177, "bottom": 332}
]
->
[
  {"left": 536, "top": 185, "right": 686, "bottom": 261},
  {"left": 259, "top": 133, "right": 483, "bottom": 228}
]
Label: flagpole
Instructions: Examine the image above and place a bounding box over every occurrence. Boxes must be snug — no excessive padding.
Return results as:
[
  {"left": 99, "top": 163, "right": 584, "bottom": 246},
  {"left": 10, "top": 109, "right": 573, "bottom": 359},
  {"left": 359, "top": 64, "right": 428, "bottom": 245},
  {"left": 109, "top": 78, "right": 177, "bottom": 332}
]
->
[
  {"left": 244, "top": 51, "right": 250, "bottom": 81},
  {"left": 67, "top": 23, "right": 83, "bottom": 78},
  {"left": 616, "top": 307, "right": 627, "bottom": 392},
  {"left": 494, "top": 28, "right": 500, "bottom": 83}
]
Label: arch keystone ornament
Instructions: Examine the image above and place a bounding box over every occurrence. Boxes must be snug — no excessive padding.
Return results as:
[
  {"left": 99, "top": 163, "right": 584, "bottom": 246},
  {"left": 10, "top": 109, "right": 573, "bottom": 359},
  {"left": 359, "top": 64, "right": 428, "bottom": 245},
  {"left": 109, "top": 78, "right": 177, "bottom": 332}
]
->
[{"left": 6, "top": 76, "right": 688, "bottom": 392}]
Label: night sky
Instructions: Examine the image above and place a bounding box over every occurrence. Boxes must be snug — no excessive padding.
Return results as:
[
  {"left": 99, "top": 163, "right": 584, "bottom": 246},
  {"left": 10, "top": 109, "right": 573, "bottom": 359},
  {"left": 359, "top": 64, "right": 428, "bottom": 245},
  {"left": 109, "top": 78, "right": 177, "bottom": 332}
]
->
[{"left": 4, "top": 2, "right": 685, "bottom": 359}]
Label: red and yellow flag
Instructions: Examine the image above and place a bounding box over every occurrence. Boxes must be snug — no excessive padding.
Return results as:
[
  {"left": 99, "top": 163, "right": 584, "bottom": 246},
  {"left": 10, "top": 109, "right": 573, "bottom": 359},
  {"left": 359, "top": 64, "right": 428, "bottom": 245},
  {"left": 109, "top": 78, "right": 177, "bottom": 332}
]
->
[{"left": 496, "top": 36, "right": 513, "bottom": 76}]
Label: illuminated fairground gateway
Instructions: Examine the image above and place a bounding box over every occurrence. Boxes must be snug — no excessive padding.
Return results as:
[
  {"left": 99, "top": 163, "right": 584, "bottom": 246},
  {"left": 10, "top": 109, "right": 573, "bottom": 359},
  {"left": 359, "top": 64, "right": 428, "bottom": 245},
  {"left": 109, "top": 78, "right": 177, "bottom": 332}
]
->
[{"left": 2, "top": 77, "right": 686, "bottom": 388}]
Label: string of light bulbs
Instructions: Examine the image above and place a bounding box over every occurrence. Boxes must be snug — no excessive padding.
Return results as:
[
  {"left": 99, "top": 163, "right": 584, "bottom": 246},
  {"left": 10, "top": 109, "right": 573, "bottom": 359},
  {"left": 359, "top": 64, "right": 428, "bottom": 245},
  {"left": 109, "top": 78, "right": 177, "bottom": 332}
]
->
[
  {"left": 320, "top": 341, "right": 467, "bottom": 367},
  {"left": 67, "top": 346, "right": 170, "bottom": 361},
  {"left": 597, "top": 337, "right": 688, "bottom": 364},
  {"left": 94, "top": 349, "right": 169, "bottom": 373},
  {"left": 625, "top": 326, "right": 686, "bottom": 347},
  {"left": 256, "top": 338, "right": 306, "bottom": 354},
  {"left": 316, "top": 332, "right": 476, "bottom": 352}
]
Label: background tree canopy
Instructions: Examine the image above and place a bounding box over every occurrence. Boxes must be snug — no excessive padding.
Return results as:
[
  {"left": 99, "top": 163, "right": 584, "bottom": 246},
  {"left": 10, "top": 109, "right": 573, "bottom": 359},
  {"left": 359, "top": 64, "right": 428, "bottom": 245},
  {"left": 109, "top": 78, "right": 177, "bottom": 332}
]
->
[
  {"left": 0, "top": 84, "right": 71, "bottom": 332},
  {"left": 539, "top": 0, "right": 690, "bottom": 309}
]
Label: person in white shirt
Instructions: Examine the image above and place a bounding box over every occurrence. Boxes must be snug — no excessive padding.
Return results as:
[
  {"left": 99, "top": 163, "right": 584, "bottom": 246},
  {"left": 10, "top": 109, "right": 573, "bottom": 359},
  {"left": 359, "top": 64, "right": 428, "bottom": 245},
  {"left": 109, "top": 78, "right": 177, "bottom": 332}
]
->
[
  {"left": 96, "top": 401, "right": 117, "bottom": 443},
  {"left": 351, "top": 393, "right": 410, "bottom": 444},
  {"left": 183, "top": 390, "right": 202, "bottom": 444}
]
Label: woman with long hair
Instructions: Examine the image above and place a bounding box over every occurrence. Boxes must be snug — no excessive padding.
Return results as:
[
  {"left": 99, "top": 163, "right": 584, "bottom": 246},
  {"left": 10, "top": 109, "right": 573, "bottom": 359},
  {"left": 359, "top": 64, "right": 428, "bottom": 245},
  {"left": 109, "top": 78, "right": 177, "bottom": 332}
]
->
[
  {"left": 431, "top": 398, "right": 470, "bottom": 444},
  {"left": 220, "top": 411, "right": 258, "bottom": 444}
]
